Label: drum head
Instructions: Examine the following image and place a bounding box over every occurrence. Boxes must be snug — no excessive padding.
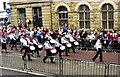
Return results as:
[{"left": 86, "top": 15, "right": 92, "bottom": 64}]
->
[
  {"left": 50, "top": 39, "right": 55, "bottom": 44},
  {"left": 74, "top": 41, "right": 79, "bottom": 45},
  {"left": 30, "top": 46, "right": 35, "bottom": 50},
  {"left": 38, "top": 44, "right": 43, "bottom": 48},
  {"left": 51, "top": 49, "right": 57, "bottom": 53},
  {"left": 60, "top": 46, "right": 65, "bottom": 50},
  {"left": 66, "top": 43, "right": 72, "bottom": 47}
]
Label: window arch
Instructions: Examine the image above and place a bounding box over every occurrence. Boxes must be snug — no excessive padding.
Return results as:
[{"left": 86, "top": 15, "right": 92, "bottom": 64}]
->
[
  {"left": 79, "top": 5, "right": 90, "bottom": 29},
  {"left": 58, "top": 6, "right": 68, "bottom": 26},
  {"left": 102, "top": 3, "right": 114, "bottom": 29}
]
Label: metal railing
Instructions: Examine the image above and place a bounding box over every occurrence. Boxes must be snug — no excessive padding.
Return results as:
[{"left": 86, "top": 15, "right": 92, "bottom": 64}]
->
[{"left": 0, "top": 52, "right": 120, "bottom": 76}]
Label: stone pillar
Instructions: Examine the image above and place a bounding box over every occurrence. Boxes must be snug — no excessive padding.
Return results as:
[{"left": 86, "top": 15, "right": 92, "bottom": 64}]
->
[
  {"left": 26, "top": 6, "right": 33, "bottom": 28},
  {"left": 42, "top": 4, "right": 51, "bottom": 29},
  {"left": 68, "top": 12, "right": 78, "bottom": 29},
  {"left": 11, "top": 6, "right": 18, "bottom": 26}
]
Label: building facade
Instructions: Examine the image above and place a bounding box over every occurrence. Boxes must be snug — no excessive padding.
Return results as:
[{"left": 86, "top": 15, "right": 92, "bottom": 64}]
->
[{"left": 9, "top": 0, "right": 120, "bottom": 31}]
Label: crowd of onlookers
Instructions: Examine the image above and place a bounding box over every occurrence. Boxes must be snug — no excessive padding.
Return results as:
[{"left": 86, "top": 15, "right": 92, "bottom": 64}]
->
[{"left": 0, "top": 23, "right": 120, "bottom": 53}]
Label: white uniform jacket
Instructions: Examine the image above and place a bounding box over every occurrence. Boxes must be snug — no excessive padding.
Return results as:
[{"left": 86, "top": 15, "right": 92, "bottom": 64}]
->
[{"left": 44, "top": 41, "right": 53, "bottom": 50}]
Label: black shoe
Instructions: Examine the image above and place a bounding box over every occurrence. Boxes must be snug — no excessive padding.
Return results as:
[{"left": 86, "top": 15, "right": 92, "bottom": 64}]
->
[
  {"left": 100, "top": 61, "right": 104, "bottom": 63},
  {"left": 28, "top": 59, "right": 32, "bottom": 61},
  {"left": 43, "top": 59, "right": 46, "bottom": 63},
  {"left": 37, "top": 55, "right": 40, "bottom": 57},
  {"left": 51, "top": 62, "right": 55, "bottom": 64},
  {"left": 22, "top": 56, "right": 25, "bottom": 60},
  {"left": 1, "top": 51, "right": 3, "bottom": 53},
  {"left": 92, "top": 59, "right": 95, "bottom": 61},
  {"left": 66, "top": 55, "right": 70, "bottom": 56},
  {"left": 16, "top": 49, "right": 18, "bottom": 50},
  {"left": 73, "top": 52, "right": 76, "bottom": 53},
  {"left": 5, "top": 52, "right": 8, "bottom": 53}
]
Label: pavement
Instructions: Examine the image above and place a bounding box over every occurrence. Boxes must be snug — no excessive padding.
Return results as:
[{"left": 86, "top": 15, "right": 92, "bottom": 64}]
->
[
  {"left": 0, "top": 45, "right": 120, "bottom": 76},
  {"left": 0, "top": 45, "right": 119, "bottom": 64},
  {"left": 0, "top": 68, "right": 47, "bottom": 77}
]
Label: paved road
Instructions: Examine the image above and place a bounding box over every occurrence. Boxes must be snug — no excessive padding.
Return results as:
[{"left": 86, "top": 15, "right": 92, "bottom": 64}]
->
[
  {"left": 0, "top": 45, "right": 119, "bottom": 64},
  {"left": 0, "top": 68, "right": 46, "bottom": 77}
]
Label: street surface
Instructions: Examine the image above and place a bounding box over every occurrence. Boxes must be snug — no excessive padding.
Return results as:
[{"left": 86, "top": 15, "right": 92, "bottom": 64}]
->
[
  {"left": 0, "top": 45, "right": 119, "bottom": 64},
  {"left": 0, "top": 45, "right": 120, "bottom": 76},
  {"left": 0, "top": 68, "right": 46, "bottom": 77}
]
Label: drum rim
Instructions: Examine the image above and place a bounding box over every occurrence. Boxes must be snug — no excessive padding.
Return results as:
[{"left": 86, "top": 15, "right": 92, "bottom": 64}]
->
[
  {"left": 30, "top": 46, "right": 35, "bottom": 50},
  {"left": 51, "top": 49, "right": 57, "bottom": 53}
]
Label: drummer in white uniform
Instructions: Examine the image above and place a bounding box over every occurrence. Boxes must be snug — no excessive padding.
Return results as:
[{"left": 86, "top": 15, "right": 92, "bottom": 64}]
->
[
  {"left": 61, "top": 33, "right": 71, "bottom": 56},
  {"left": 32, "top": 35, "right": 41, "bottom": 57},
  {"left": 67, "top": 33, "right": 79, "bottom": 53},
  {"left": 21, "top": 34, "right": 32, "bottom": 61},
  {"left": 53, "top": 37, "right": 65, "bottom": 59},
  {"left": 43, "top": 36, "right": 56, "bottom": 63}
]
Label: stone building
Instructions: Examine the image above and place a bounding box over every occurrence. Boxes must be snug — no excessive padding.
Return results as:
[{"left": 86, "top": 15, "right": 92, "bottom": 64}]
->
[{"left": 9, "top": 0, "right": 120, "bottom": 31}]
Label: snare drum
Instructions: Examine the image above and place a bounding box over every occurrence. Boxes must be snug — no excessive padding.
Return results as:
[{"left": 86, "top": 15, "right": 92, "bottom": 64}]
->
[
  {"left": 66, "top": 43, "right": 72, "bottom": 47},
  {"left": 74, "top": 41, "right": 79, "bottom": 46},
  {"left": 38, "top": 44, "right": 43, "bottom": 49},
  {"left": 60, "top": 46, "right": 65, "bottom": 50},
  {"left": 50, "top": 48, "right": 57, "bottom": 53},
  {"left": 50, "top": 39, "right": 55, "bottom": 44},
  {"left": 30, "top": 46, "right": 35, "bottom": 51}
]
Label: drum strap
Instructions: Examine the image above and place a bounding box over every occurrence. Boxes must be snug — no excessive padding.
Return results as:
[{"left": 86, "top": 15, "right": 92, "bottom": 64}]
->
[
  {"left": 34, "top": 38, "right": 39, "bottom": 44},
  {"left": 47, "top": 41, "right": 51, "bottom": 47},
  {"left": 25, "top": 38, "right": 29, "bottom": 45}
]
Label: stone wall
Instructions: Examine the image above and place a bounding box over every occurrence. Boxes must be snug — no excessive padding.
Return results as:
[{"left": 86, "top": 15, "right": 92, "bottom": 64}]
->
[{"left": 10, "top": 0, "right": 120, "bottom": 31}]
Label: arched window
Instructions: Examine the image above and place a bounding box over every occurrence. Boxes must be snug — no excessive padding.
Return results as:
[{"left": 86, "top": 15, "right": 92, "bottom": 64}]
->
[
  {"left": 79, "top": 5, "right": 90, "bottom": 29},
  {"left": 102, "top": 3, "right": 114, "bottom": 29},
  {"left": 58, "top": 6, "right": 68, "bottom": 26}
]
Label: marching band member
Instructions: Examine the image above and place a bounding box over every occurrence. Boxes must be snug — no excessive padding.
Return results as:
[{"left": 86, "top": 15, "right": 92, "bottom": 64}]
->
[
  {"left": 20, "top": 34, "right": 25, "bottom": 53},
  {"left": 92, "top": 37, "right": 103, "bottom": 62},
  {"left": 21, "top": 34, "right": 32, "bottom": 61},
  {"left": 43, "top": 36, "right": 56, "bottom": 63},
  {"left": 9, "top": 31, "right": 18, "bottom": 50},
  {"left": 32, "top": 35, "right": 40, "bottom": 57},
  {"left": 68, "top": 33, "right": 77, "bottom": 53},
  {"left": 54, "top": 37, "right": 65, "bottom": 59},
  {"left": 1, "top": 34, "right": 7, "bottom": 53},
  {"left": 61, "top": 33, "right": 70, "bottom": 56}
]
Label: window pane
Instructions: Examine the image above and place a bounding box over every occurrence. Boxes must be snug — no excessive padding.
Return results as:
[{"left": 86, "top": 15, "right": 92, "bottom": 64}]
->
[
  {"left": 65, "top": 13, "right": 68, "bottom": 18},
  {"left": 85, "top": 21, "right": 90, "bottom": 29},
  {"left": 108, "top": 4, "right": 114, "bottom": 10},
  {"left": 79, "top": 12, "right": 84, "bottom": 20},
  {"left": 85, "top": 12, "right": 90, "bottom": 20},
  {"left": 102, "top": 12, "right": 107, "bottom": 20},
  {"left": 37, "top": 18, "right": 42, "bottom": 27},
  {"left": 79, "top": 5, "right": 84, "bottom": 11},
  {"left": 102, "top": 21, "right": 107, "bottom": 29},
  {"left": 109, "top": 21, "right": 114, "bottom": 29},
  {"left": 80, "top": 21, "right": 84, "bottom": 28},
  {"left": 102, "top": 4, "right": 107, "bottom": 10},
  {"left": 58, "top": 6, "right": 67, "bottom": 11},
  {"left": 59, "top": 13, "right": 62, "bottom": 19},
  {"left": 108, "top": 11, "right": 114, "bottom": 19},
  {"left": 85, "top": 6, "right": 90, "bottom": 11}
]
